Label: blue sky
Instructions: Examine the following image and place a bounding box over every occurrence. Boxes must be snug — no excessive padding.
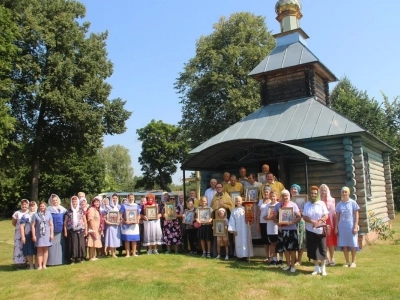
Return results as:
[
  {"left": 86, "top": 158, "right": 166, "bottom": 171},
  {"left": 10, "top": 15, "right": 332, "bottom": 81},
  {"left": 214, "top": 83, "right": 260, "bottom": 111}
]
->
[{"left": 80, "top": 0, "right": 400, "bottom": 184}]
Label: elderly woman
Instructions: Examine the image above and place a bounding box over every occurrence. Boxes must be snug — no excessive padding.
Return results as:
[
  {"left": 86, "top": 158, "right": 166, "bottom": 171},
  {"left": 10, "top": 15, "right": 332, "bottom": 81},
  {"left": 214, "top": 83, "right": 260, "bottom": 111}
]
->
[
  {"left": 12, "top": 199, "right": 30, "bottom": 269},
  {"left": 141, "top": 193, "right": 163, "bottom": 254},
  {"left": 302, "top": 186, "right": 329, "bottom": 276},
  {"left": 47, "top": 194, "right": 67, "bottom": 266},
  {"left": 32, "top": 201, "right": 54, "bottom": 270},
  {"left": 162, "top": 196, "right": 183, "bottom": 254},
  {"left": 335, "top": 186, "right": 360, "bottom": 268},
  {"left": 319, "top": 184, "right": 337, "bottom": 265},
  {"left": 273, "top": 190, "right": 301, "bottom": 273},
  {"left": 290, "top": 184, "right": 306, "bottom": 266},
  {"left": 64, "top": 196, "right": 87, "bottom": 264},
  {"left": 20, "top": 201, "right": 38, "bottom": 269},
  {"left": 86, "top": 197, "right": 103, "bottom": 261}
]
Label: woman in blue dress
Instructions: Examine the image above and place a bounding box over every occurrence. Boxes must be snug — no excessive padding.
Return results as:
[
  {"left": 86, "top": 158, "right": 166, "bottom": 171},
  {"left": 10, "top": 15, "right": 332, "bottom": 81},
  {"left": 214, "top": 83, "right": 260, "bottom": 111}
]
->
[
  {"left": 119, "top": 193, "right": 141, "bottom": 257},
  {"left": 32, "top": 201, "right": 54, "bottom": 270},
  {"left": 47, "top": 194, "right": 67, "bottom": 266},
  {"left": 335, "top": 186, "right": 360, "bottom": 268},
  {"left": 20, "top": 201, "right": 37, "bottom": 269},
  {"left": 104, "top": 193, "right": 121, "bottom": 257}
]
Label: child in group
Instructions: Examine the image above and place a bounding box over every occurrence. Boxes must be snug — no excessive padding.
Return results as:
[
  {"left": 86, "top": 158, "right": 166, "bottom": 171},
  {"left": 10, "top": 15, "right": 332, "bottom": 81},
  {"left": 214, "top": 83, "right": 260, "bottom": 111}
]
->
[
  {"left": 214, "top": 208, "right": 229, "bottom": 260},
  {"left": 195, "top": 196, "right": 213, "bottom": 258},
  {"left": 228, "top": 196, "right": 254, "bottom": 260},
  {"left": 183, "top": 199, "right": 198, "bottom": 254},
  {"left": 263, "top": 191, "right": 280, "bottom": 265}
]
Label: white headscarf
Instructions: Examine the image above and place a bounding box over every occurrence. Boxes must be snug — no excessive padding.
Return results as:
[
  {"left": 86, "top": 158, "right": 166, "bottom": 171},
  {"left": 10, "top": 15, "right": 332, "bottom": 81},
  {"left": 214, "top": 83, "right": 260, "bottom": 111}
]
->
[
  {"left": 47, "top": 194, "right": 67, "bottom": 214},
  {"left": 110, "top": 195, "right": 120, "bottom": 212},
  {"left": 70, "top": 196, "right": 79, "bottom": 229}
]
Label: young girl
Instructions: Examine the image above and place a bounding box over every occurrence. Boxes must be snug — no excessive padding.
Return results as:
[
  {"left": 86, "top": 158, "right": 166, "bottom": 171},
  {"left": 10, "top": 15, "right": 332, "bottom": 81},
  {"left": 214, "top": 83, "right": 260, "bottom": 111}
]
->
[
  {"left": 228, "top": 196, "right": 254, "bottom": 260},
  {"left": 263, "top": 191, "right": 279, "bottom": 265},
  {"left": 195, "top": 196, "right": 213, "bottom": 258},
  {"left": 214, "top": 208, "right": 229, "bottom": 260},
  {"left": 20, "top": 201, "right": 37, "bottom": 269},
  {"left": 183, "top": 199, "right": 197, "bottom": 254},
  {"left": 258, "top": 186, "right": 271, "bottom": 262}
]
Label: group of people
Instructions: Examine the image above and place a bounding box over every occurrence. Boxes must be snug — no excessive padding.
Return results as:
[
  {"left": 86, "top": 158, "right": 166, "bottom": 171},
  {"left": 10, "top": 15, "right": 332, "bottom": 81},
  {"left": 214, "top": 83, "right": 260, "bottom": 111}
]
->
[{"left": 12, "top": 165, "right": 360, "bottom": 276}]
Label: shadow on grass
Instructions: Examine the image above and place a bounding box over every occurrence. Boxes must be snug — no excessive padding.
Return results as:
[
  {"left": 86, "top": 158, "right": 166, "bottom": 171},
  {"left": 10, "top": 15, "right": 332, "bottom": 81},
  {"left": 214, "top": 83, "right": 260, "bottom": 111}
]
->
[
  {"left": 215, "top": 258, "right": 312, "bottom": 276},
  {"left": 0, "top": 264, "right": 21, "bottom": 272}
]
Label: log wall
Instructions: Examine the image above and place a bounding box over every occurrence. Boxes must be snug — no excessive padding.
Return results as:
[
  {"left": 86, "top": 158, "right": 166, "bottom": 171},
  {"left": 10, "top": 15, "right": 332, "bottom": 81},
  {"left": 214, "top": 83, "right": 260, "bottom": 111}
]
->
[{"left": 290, "top": 137, "right": 346, "bottom": 199}]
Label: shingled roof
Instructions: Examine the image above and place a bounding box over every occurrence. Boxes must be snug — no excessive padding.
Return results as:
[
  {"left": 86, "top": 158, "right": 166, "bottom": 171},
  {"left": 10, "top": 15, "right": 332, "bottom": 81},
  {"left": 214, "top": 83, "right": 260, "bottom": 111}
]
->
[{"left": 190, "top": 96, "right": 364, "bottom": 154}]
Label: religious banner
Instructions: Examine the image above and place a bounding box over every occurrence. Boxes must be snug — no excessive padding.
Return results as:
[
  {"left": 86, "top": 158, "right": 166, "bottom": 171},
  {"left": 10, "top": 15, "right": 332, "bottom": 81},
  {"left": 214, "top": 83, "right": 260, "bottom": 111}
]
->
[{"left": 243, "top": 201, "right": 255, "bottom": 224}]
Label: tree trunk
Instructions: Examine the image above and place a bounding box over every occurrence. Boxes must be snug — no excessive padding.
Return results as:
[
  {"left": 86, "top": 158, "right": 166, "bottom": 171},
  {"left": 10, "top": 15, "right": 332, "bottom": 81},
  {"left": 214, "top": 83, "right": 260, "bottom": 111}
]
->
[
  {"left": 159, "top": 174, "right": 171, "bottom": 192},
  {"left": 30, "top": 101, "right": 47, "bottom": 201},
  {"left": 30, "top": 156, "right": 40, "bottom": 202}
]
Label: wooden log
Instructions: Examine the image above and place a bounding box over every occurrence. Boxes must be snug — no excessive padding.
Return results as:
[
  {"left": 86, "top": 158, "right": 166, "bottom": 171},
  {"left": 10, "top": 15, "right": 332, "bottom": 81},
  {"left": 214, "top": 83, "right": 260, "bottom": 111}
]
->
[
  {"left": 368, "top": 201, "right": 389, "bottom": 211},
  {"left": 354, "top": 169, "right": 364, "bottom": 175},
  {"left": 355, "top": 174, "right": 365, "bottom": 183},
  {"left": 343, "top": 138, "right": 352, "bottom": 145}
]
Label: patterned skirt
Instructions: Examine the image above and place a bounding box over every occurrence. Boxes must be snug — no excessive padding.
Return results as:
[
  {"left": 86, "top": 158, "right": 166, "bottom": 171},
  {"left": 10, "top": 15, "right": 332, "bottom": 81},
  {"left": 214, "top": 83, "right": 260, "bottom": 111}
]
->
[{"left": 276, "top": 229, "right": 299, "bottom": 253}]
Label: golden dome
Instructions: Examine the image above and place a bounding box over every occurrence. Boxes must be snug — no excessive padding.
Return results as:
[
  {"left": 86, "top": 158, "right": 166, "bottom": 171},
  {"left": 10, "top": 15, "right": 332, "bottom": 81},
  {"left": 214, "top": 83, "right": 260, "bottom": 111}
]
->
[{"left": 275, "top": 0, "right": 302, "bottom": 15}]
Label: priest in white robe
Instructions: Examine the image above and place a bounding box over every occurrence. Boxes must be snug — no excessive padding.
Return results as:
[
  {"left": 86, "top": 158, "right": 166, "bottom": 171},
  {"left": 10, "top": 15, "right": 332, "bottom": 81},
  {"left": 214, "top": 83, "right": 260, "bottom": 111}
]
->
[{"left": 228, "top": 196, "right": 254, "bottom": 259}]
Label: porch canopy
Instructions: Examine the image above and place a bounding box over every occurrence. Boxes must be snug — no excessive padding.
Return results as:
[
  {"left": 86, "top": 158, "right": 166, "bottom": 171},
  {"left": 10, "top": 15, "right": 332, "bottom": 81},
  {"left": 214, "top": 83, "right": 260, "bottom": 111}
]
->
[{"left": 181, "top": 138, "right": 333, "bottom": 171}]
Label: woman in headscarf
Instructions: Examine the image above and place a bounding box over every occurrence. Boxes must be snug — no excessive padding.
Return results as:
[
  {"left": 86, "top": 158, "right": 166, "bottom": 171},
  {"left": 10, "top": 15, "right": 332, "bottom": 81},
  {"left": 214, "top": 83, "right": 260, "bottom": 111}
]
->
[
  {"left": 64, "top": 196, "right": 87, "bottom": 264},
  {"left": 273, "top": 190, "right": 302, "bottom": 273},
  {"left": 79, "top": 197, "right": 89, "bottom": 259},
  {"left": 335, "top": 186, "right": 360, "bottom": 267},
  {"left": 290, "top": 184, "right": 306, "bottom": 266},
  {"left": 104, "top": 193, "right": 121, "bottom": 258},
  {"left": 141, "top": 193, "right": 163, "bottom": 254},
  {"left": 119, "top": 193, "right": 141, "bottom": 257},
  {"left": 12, "top": 199, "right": 30, "bottom": 269},
  {"left": 162, "top": 196, "right": 183, "bottom": 254},
  {"left": 20, "top": 201, "right": 38, "bottom": 269},
  {"left": 86, "top": 197, "right": 103, "bottom": 261},
  {"left": 47, "top": 194, "right": 67, "bottom": 266},
  {"left": 32, "top": 201, "right": 54, "bottom": 270},
  {"left": 319, "top": 184, "right": 337, "bottom": 265}
]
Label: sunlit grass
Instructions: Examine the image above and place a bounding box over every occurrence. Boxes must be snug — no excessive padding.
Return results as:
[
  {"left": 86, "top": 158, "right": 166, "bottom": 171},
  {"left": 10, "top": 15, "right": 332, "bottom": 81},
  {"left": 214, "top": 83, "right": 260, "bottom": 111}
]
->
[{"left": 0, "top": 217, "right": 399, "bottom": 299}]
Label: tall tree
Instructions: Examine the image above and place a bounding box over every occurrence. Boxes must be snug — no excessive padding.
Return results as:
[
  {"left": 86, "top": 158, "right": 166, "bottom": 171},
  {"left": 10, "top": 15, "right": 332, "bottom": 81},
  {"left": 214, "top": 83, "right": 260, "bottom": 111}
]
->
[
  {"left": 175, "top": 12, "right": 275, "bottom": 148},
  {"left": 137, "top": 120, "right": 189, "bottom": 192},
  {"left": 2, "top": 0, "right": 131, "bottom": 201},
  {"left": 99, "top": 145, "right": 135, "bottom": 191},
  {"left": 330, "top": 77, "right": 389, "bottom": 139},
  {"left": 331, "top": 77, "right": 400, "bottom": 210},
  {"left": 0, "top": 5, "right": 17, "bottom": 153}
]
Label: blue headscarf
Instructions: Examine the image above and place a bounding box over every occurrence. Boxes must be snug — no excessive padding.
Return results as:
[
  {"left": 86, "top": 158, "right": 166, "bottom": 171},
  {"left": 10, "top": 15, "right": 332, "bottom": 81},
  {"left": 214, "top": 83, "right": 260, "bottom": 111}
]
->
[{"left": 290, "top": 184, "right": 301, "bottom": 194}]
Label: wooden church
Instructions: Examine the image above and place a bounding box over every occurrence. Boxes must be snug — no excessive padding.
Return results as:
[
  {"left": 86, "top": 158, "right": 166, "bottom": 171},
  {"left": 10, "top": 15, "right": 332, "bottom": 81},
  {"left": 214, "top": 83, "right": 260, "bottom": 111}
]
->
[{"left": 181, "top": 0, "right": 395, "bottom": 246}]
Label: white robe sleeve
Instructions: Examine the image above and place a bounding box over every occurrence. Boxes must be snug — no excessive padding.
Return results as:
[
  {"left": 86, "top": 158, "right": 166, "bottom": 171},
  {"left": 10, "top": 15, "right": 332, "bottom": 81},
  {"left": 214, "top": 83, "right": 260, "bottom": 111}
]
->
[{"left": 228, "top": 209, "right": 237, "bottom": 232}]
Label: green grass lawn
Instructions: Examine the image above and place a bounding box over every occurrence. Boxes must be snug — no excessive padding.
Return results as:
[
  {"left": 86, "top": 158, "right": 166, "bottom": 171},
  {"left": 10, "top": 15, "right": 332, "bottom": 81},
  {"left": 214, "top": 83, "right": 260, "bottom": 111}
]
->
[{"left": 1, "top": 217, "right": 399, "bottom": 300}]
